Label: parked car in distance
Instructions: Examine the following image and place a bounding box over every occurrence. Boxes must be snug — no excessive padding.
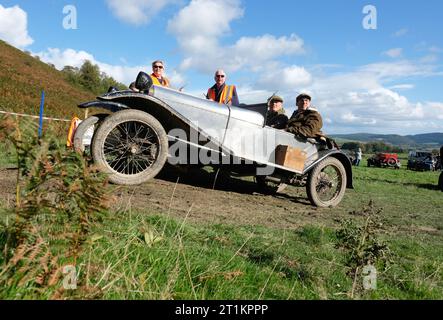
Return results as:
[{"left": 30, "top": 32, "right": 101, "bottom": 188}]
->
[
  {"left": 407, "top": 150, "right": 436, "bottom": 171},
  {"left": 367, "top": 153, "right": 401, "bottom": 169}
]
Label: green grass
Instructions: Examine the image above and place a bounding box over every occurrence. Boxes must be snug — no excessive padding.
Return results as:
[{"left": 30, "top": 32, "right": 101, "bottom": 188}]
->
[
  {"left": 0, "top": 140, "right": 16, "bottom": 168},
  {"left": 0, "top": 147, "right": 442, "bottom": 300},
  {"left": 82, "top": 216, "right": 350, "bottom": 300},
  {"left": 1, "top": 209, "right": 441, "bottom": 300},
  {"left": 337, "top": 156, "right": 442, "bottom": 231}
]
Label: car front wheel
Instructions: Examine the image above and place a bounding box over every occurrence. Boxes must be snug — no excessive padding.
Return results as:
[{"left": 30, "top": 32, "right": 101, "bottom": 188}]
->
[
  {"left": 306, "top": 157, "right": 347, "bottom": 208},
  {"left": 91, "top": 110, "right": 169, "bottom": 185}
]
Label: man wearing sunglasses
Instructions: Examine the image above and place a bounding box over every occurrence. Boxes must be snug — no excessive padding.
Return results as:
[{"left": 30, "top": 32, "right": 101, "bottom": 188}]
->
[
  {"left": 150, "top": 60, "right": 170, "bottom": 87},
  {"left": 129, "top": 60, "right": 170, "bottom": 91},
  {"left": 206, "top": 69, "right": 240, "bottom": 107}
]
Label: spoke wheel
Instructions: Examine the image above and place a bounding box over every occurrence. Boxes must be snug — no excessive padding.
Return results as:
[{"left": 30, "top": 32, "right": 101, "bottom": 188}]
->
[
  {"left": 92, "top": 110, "right": 168, "bottom": 185},
  {"left": 306, "top": 157, "right": 347, "bottom": 207}
]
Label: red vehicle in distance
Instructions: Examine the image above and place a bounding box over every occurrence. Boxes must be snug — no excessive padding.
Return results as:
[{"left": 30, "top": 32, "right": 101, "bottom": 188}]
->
[{"left": 367, "top": 153, "right": 401, "bottom": 169}]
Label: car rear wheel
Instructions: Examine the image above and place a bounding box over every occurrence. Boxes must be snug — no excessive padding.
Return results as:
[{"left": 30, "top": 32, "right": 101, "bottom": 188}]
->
[
  {"left": 306, "top": 157, "right": 347, "bottom": 208},
  {"left": 91, "top": 110, "right": 168, "bottom": 185}
]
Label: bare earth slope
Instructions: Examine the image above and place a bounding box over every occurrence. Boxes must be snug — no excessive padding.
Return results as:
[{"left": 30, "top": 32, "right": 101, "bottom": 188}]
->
[{"left": 1, "top": 165, "right": 441, "bottom": 236}]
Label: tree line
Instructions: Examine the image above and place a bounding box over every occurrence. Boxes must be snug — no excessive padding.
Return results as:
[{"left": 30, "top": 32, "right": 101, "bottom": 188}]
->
[
  {"left": 341, "top": 141, "right": 404, "bottom": 153},
  {"left": 61, "top": 60, "right": 127, "bottom": 95}
]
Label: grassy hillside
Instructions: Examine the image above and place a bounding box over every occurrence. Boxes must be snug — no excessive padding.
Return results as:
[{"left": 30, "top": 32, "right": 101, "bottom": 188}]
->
[
  {"left": 411, "top": 133, "right": 443, "bottom": 145},
  {"left": 332, "top": 133, "right": 415, "bottom": 145},
  {"left": 0, "top": 40, "right": 95, "bottom": 119}
]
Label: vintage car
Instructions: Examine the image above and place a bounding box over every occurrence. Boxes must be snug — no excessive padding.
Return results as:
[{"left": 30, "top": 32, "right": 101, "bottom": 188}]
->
[
  {"left": 407, "top": 150, "right": 436, "bottom": 171},
  {"left": 73, "top": 72, "right": 353, "bottom": 207},
  {"left": 367, "top": 153, "right": 401, "bottom": 169}
]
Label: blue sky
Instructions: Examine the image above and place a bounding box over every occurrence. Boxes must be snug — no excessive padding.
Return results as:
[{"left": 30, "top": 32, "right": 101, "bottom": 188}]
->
[{"left": 1, "top": 0, "right": 443, "bottom": 135}]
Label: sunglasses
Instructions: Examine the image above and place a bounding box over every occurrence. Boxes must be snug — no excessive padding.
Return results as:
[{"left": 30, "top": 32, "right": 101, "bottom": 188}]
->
[
  {"left": 153, "top": 65, "right": 164, "bottom": 69},
  {"left": 216, "top": 75, "right": 225, "bottom": 78}
]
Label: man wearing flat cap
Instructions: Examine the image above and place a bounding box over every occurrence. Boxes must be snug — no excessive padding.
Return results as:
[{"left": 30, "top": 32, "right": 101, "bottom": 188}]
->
[
  {"left": 286, "top": 93, "right": 324, "bottom": 139},
  {"left": 266, "top": 95, "right": 288, "bottom": 129}
]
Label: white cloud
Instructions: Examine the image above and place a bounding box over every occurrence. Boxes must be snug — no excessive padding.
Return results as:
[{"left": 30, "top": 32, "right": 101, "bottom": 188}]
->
[
  {"left": 184, "top": 45, "right": 442, "bottom": 134},
  {"left": 392, "top": 28, "right": 408, "bottom": 37},
  {"left": 106, "top": 0, "right": 176, "bottom": 26},
  {"left": 168, "top": 0, "right": 243, "bottom": 41},
  {"left": 425, "top": 102, "right": 443, "bottom": 120},
  {"left": 36, "top": 48, "right": 95, "bottom": 70},
  {"left": 0, "top": 4, "right": 33, "bottom": 48},
  {"left": 388, "top": 84, "right": 415, "bottom": 90},
  {"left": 258, "top": 65, "right": 312, "bottom": 90},
  {"left": 168, "top": 0, "right": 305, "bottom": 73},
  {"left": 383, "top": 48, "right": 403, "bottom": 58},
  {"left": 168, "top": 0, "right": 244, "bottom": 72},
  {"left": 304, "top": 72, "right": 443, "bottom": 134},
  {"left": 420, "top": 54, "right": 439, "bottom": 64},
  {"left": 98, "top": 63, "right": 146, "bottom": 86},
  {"left": 232, "top": 34, "right": 305, "bottom": 63},
  {"left": 235, "top": 85, "right": 274, "bottom": 105},
  {"left": 341, "top": 112, "right": 360, "bottom": 123},
  {"left": 239, "top": 58, "right": 443, "bottom": 134},
  {"left": 359, "top": 60, "right": 439, "bottom": 80},
  {"left": 34, "top": 47, "right": 185, "bottom": 87},
  {"left": 168, "top": 70, "right": 186, "bottom": 88}
]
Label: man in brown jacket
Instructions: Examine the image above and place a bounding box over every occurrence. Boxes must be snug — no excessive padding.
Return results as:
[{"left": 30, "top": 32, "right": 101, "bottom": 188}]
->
[{"left": 286, "top": 93, "right": 323, "bottom": 139}]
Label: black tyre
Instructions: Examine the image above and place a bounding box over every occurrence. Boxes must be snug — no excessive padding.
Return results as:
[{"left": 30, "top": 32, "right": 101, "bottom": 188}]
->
[
  {"left": 439, "top": 172, "right": 443, "bottom": 192},
  {"left": 306, "top": 157, "right": 347, "bottom": 208},
  {"left": 73, "top": 114, "right": 108, "bottom": 155},
  {"left": 91, "top": 110, "right": 168, "bottom": 185}
]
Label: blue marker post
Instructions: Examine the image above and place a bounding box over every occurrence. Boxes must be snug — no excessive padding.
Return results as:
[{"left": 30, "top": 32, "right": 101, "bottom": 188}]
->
[{"left": 38, "top": 90, "right": 45, "bottom": 138}]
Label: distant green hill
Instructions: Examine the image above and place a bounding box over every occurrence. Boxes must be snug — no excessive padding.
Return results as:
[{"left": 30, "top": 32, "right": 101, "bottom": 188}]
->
[
  {"left": 331, "top": 133, "right": 443, "bottom": 148},
  {"left": 0, "top": 40, "right": 95, "bottom": 119}
]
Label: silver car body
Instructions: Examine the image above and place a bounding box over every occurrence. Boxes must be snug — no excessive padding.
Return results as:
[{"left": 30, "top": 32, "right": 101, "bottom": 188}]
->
[{"left": 95, "top": 85, "right": 322, "bottom": 175}]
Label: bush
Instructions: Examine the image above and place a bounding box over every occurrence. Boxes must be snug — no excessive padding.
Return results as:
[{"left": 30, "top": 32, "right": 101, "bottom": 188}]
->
[{"left": 0, "top": 117, "right": 113, "bottom": 298}]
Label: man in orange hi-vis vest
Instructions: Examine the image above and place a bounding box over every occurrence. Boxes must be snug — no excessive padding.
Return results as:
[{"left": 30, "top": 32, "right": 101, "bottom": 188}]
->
[
  {"left": 66, "top": 116, "right": 81, "bottom": 147},
  {"left": 130, "top": 60, "right": 170, "bottom": 91},
  {"left": 206, "top": 69, "right": 240, "bottom": 107},
  {"left": 149, "top": 60, "right": 170, "bottom": 87}
]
